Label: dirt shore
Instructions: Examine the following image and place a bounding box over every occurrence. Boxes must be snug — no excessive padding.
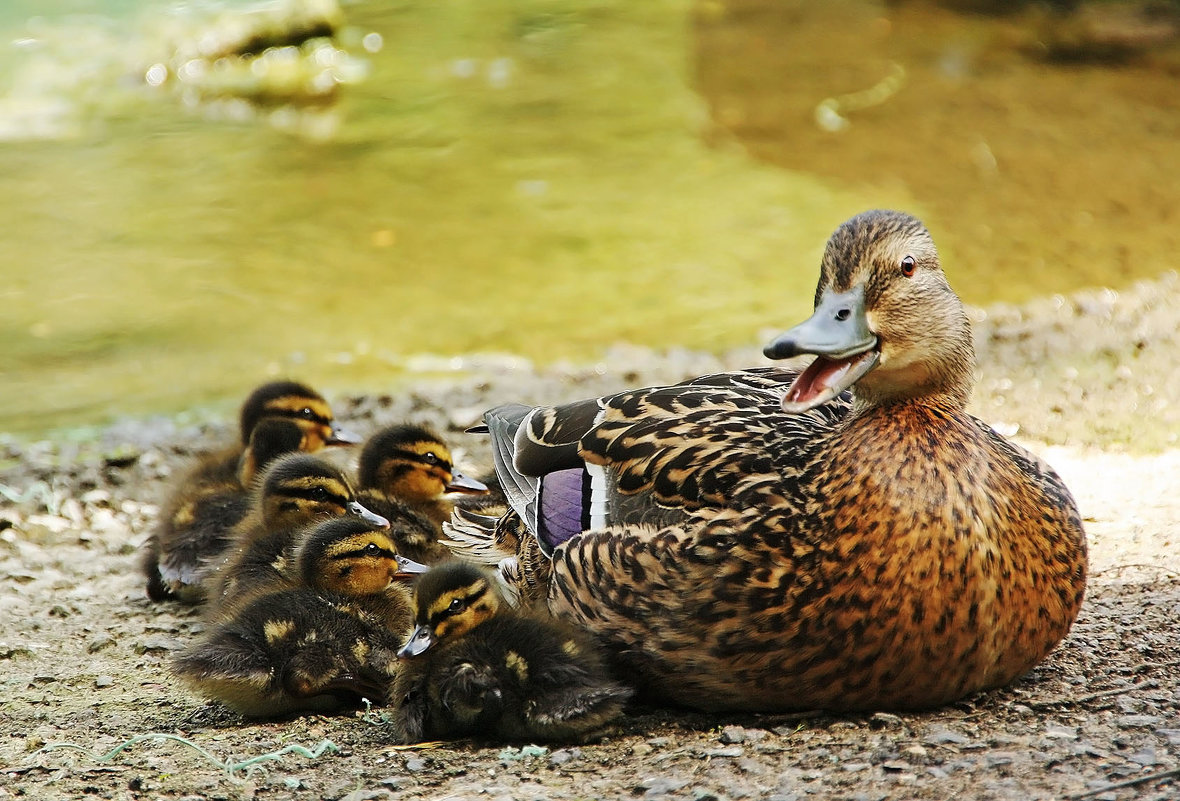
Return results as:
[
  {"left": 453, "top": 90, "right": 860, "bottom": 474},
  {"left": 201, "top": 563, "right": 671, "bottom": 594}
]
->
[{"left": 2, "top": 274, "right": 1178, "bottom": 801}]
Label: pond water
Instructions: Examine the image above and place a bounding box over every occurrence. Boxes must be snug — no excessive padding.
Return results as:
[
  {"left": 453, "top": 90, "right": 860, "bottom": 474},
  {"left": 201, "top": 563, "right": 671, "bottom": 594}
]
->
[{"left": 1, "top": 0, "right": 1177, "bottom": 436}]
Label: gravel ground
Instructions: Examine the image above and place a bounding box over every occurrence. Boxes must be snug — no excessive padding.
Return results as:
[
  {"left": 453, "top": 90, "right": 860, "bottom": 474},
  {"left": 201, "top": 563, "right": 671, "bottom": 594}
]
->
[{"left": 1, "top": 273, "right": 1178, "bottom": 801}]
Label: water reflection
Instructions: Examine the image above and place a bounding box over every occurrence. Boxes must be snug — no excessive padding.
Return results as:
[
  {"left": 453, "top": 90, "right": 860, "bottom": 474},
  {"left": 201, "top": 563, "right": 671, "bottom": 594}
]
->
[{"left": 0, "top": 0, "right": 1177, "bottom": 436}]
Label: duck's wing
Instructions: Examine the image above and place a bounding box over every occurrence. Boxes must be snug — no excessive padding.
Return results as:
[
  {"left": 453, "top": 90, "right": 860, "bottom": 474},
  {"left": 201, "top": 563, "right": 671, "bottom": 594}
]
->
[{"left": 497, "top": 368, "right": 847, "bottom": 535}]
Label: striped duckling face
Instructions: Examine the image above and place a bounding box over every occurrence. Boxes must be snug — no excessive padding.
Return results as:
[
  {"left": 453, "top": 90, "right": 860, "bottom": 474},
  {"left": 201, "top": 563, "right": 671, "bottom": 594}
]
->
[
  {"left": 298, "top": 517, "right": 429, "bottom": 597},
  {"left": 257, "top": 454, "right": 389, "bottom": 532},
  {"left": 357, "top": 424, "right": 487, "bottom": 504},
  {"left": 240, "top": 380, "right": 361, "bottom": 452},
  {"left": 398, "top": 562, "right": 501, "bottom": 658}
]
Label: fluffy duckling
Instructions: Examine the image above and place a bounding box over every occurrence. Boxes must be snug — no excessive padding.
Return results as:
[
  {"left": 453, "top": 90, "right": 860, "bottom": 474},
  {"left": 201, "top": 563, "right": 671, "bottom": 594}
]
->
[
  {"left": 203, "top": 453, "right": 389, "bottom": 615},
  {"left": 355, "top": 424, "right": 489, "bottom": 560},
  {"left": 143, "top": 380, "right": 359, "bottom": 602},
  {"left": 392, "top": 561, "right": 632, "bottom": 743},
  {"left": 172, "top": 517, "right": 424, "bottom": 719}
]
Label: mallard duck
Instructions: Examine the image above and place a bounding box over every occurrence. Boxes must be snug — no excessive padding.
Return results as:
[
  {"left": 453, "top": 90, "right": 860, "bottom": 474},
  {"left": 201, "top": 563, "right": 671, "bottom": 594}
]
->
[
  {"left": 172, "top": 517, "right": 425, "bottom": 718},
  {"left": 143, "top": 380, "right": 359, "bottom": 602},
  {"left": 392, "top": 561, "right": 631, "bottom": 743},
  {"left": 203, "top": 453, "right": 389, "bottom": 615},
  {"left": 452, "top": 210, "right": 1088, "bottom": 712},
  {"left": 355, "top": 424, "right": 489, "bottom": 562}
]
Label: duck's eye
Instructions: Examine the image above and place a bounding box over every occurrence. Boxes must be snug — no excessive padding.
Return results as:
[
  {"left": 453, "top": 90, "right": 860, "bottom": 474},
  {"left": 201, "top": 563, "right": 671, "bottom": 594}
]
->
[
  {"left": 423, "top": 453, "right": 439, "bottom": 466},
  {"left": 309, "top": 486, "right": 329, "bottom": 502},
  {"left": 447, "top": 598, "right": 465, "bottom": 613},
  {"left": 900, "top": 255, "right": 916, "bottom": 277},
  {"left": 299, "top": 407, "right": 315, "bottom": 419},
  {"left": 364, "top": 542, "right": 381, "bottom": 556}
]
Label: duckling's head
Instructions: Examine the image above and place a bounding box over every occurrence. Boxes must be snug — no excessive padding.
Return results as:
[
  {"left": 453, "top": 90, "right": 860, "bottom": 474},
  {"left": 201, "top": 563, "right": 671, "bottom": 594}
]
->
[
  {"left": 256, "top": 453, "right": 389, "bottom": 532},
  {"left": 357, "top": 424, "right": 488, "bottom": 503},
  {"left": 236, "top": 418, "right": 311, "bottom": 486},
  {"left": 397, "top": 561, "right": 502, "bottom": 658},
  {"left": 239, "top": 380, "right": 360, "bottom": 450},
  {"left": 763, "top": 210, "right": 974, "bottom": 413},
  {"left": 297, "top": 516, "right": 429, "bottom": 597}
]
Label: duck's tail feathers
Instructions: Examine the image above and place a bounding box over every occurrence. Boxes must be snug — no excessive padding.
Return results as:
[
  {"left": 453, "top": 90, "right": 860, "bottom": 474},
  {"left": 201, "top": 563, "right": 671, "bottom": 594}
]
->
[
  {"left": 440, "top": 507, "right": 505, "bottom": 566},
  {"left": 482, "top": 403, "right": 541, "bottom": 527}
]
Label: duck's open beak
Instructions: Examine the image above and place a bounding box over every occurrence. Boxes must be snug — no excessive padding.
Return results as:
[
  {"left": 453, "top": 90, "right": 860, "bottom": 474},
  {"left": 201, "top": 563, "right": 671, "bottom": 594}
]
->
[
  {"left": 393, "top": 555, "right": 431, "bottom": 580},
  {"left": 764, "top": 285, "right": 880, "bottom": 413},
  {"left": 349, "top": 501, "right": 390, "bottom": 529},
  {"left": 397, "top": 624, "right": 436, "bottom": 658},
  {"left": 446, "top": 470, "right": 489, "bottom": 494},
  {"left": 326, "top": 423, "right": 363, "bottom": 446}
]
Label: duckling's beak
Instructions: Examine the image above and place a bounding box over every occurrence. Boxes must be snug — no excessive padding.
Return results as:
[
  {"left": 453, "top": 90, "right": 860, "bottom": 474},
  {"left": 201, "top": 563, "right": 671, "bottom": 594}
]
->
[
  {"left": 764, "top": 286, "right": 880, "bottom": 413},
  {"left": 446, "top": 470, "right": 489, "bottom": 495},
  {"left": 393, "top": 555, "right": 431, "bottom": 580},
  {"left": 349, "top": 501, "right": 390, "bottom": 529},
  {"left": 326, "top": 423, "right": 362, "bottom": 446},
  {"left": 397, "top": 624, "right": 436, "bottom": 658}
]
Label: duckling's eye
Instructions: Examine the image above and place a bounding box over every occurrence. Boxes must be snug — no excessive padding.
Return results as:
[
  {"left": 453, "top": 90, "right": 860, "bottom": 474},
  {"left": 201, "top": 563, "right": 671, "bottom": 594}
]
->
[
  {"left": 447, "top": 598, "right": 465, "bottom": 613},
  {"left": 309, "top": 486, "right": 329, "bottom": 502},
  {"left": 364, "top": 542, "right": 382, "bottom": 556},
  {"left": 900, "top": 255, "right": 916, "bottom": 278},
  {"left": 299, "top": 407, "right": 315, "bottom": 419},
  {"left": 423, "top": 453, "right": 439, "bottom": 466}
]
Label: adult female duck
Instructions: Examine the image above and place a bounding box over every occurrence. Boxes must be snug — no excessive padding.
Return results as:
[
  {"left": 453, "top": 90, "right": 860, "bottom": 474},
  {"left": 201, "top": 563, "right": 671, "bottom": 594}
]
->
[{"left": 464, "top": 210, "right": 1087, "bottom": 712}]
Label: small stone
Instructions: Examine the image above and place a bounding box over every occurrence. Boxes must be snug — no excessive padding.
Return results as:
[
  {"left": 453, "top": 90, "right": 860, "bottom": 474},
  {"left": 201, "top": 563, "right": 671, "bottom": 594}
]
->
[
  {"left": 1127, "top": 746, "right": 1159, "bottom": 766},
  {"left": 869, "top": 712, "right": 904, "bottom": 729},
  {"left": 985, "top": 752, "right": 1017, "bottom": 767},
  {"left": 719, "top": 725, "right": 761, "bottom": 744},
  {"left": 1116, "top": 715, "right": 1164, "bottom": 728},
  {"left": 377, "top": 777, "right": 407, "bottom": 791},
  {"left": 87, "top": 636, "right": 116, "bottom": 654},
  {"left": 548, "top": 749, "right": 575, "bottom": 766},
  {"left": 902, "top": 745, "right": 928, "bottom": 760},
  {"left": 95, "top": 676, "right": 114, "bottom": 688},
  {"left": 922, "top": 727, "right": 970, "bottom": 746},
  {"left": 404, "top": 757, "right": 427, "bottom": 772},
  {"left": 31, "top": 674, "right": 57, "bottom": 684},
  {"left": 1045, "top": 723, "right": 1077, "bottom": 740},
  {"left": 637, "top": 777, "right": 689, "bottom": 798},
  {"left": 704, "top": 746, "right": 744, "bottom": 758},
  {"left": 134, "top": 635, "right": 184, "bottom": 654},
  {"left": 881, "top": 761, "right": 909, "bottom": 772},
  {"left": 631, "top": 743, "right": 654, "bottom": 757}
]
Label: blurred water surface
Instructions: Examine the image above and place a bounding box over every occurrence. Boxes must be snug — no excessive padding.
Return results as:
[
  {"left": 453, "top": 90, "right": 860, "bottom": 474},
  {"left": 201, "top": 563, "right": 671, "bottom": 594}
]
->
[{"left": 1, "top": 0, "right": 1177, "bottom": 436}]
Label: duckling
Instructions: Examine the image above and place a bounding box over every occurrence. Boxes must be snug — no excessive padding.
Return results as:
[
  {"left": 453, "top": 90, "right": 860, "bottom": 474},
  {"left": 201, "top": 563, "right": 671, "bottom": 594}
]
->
[
  {"left": 172, "top": 517, "right": 425, "bottom": 719},
  {"left": 392, "top": 561, "right": 632, "bottom": 744},
  {"left": 355, "top": 424, "right": 489, "bottom": 561},
  {"left": 203, "top": 453, "right": 389, "bottom": 616},
  {"left": 457, "top": 210, "right": 1086, "bottom": 712},
  {"left": 143, "top": 380, "right": 359, "bottom": 602}
]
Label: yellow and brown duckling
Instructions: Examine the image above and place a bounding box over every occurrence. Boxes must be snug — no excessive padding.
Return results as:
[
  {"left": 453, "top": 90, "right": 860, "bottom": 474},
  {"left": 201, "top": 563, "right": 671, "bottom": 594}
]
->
[
  {"left": 392, "top": 561, "right": 631, "bottom": 743},
  {"left": 172, "top": 516, "right": 425, "bottom": 719},
  {"left": 203, "top": 452, "right": 389, "bottom": 616},
  {"left": 458, "top": 210, "right": 1087, "bottom": 713},
  {"left": 355, "top": 424, "right": 489, "bottom": 562},
  {"left": 143, "top": 380, "right": 359, "bottom": 602}
]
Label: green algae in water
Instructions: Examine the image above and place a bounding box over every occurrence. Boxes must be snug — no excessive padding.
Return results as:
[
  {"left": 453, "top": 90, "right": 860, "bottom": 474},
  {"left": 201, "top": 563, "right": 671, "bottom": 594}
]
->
[{"left": 0, "top": 0, "right": 886, "bottom": 436}]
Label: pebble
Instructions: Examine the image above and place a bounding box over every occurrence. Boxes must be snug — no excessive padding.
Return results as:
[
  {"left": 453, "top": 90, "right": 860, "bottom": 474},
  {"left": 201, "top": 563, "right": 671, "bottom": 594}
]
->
[
  {"left": 404, "top": 757, "right": 427, "bottom": 772},
  {"left": 922, "top": 727, "right": 971, "bottom": 746},
  {"left": 719, "top": 725, "right": 766, "bottom": 745},
  {"left": 135, "top": 635, "right": 184, "bottom": 654},
  {"left": 94, "top": 675, "right": 114, "bottom": 688},
  {"left": 703, "top": 746, "right": 744, "bottom": 758},
  {"left": 637, "top": 777, "right": 689, "bottom": 798},
  {"left": 1116, "top": 715, "right": 1165, "bottom": 728},
  {"left": 548, "top": 749, "right": 575, "bottom": 766}
]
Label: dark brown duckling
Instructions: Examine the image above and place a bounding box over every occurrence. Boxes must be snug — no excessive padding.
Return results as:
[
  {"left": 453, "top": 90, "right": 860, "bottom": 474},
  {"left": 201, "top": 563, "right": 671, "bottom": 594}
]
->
[
  {"left": 172, "top": 517, "right": 424, "bottom": 719},
  {"left": 202, "top": 453, "right": 389, "bottom": 616},
  {"left": 143, "top": 380, "right": 359, "bottom": 602},
  {"left": 355, "top": 424, "right": 489, "bottom": 560},
  {"left": 392, "top": 561, "right": 631, "bottom": 744}
]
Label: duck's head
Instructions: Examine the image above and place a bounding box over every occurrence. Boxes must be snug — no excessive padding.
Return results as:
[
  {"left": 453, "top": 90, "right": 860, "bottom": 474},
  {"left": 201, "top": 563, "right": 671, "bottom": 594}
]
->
[
  {"left": 763, "top": 210, "right": 974, "bottom": 413},
  {"left": 297, "top": 516, "right": 429, "bottom": 597},
  {"left": 357, "top": 424, "right": 488, "bottom": 503},
  {"left": 256, "top": 453, "right": 389, "bottom": 532},
  {"left": 236, "top": 418, "right": 311, "bottom": 486},
  {"left": 397, "top": 561, "right": 502, "bottom": 658},
  {"left": 239, "top": 380, "right": 361, "bottom": 450}
]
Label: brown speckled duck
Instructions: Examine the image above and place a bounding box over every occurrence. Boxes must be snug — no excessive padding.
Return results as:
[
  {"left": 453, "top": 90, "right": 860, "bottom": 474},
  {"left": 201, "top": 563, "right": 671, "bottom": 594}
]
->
[
  {"left": 450, "top": 210, "right": 1088, "bottom": 712},
  {"left": 143, "top": 380, "right": 359, "bottom": 602}
]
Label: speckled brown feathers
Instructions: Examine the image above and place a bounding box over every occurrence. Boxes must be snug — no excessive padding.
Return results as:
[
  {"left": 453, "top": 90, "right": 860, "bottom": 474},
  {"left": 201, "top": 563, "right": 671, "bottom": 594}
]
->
[{"left": 472, "top": 210, "right": 1087, "bottom": 712}]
